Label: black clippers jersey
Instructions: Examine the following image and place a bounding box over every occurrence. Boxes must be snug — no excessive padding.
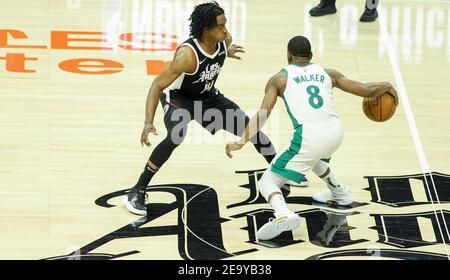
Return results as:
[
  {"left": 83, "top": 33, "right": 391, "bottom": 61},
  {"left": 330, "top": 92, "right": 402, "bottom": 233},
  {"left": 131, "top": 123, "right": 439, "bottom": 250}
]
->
[{"left": 168, "top": 38, "right": 227, "bottom": 98}]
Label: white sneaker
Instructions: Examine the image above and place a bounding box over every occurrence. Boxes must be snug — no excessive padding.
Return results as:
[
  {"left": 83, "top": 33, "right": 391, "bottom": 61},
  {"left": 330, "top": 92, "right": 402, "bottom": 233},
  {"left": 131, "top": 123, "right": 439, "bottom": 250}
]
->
[
  {"left": 257, "top": 210, "right": 301, "bottom": 241},
  {"left": 312, "top": 186, "right": 353, "bottom": 206},
  {"left": 286, "top": 177, "right": 309, "bottom": 187}
]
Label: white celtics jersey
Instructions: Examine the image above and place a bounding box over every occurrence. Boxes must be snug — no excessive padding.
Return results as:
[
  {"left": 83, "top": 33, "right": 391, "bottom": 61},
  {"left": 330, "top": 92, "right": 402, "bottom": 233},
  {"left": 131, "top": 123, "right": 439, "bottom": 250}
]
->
[{"left": 281, "top": 64, "right": 338, "bottom": 128}]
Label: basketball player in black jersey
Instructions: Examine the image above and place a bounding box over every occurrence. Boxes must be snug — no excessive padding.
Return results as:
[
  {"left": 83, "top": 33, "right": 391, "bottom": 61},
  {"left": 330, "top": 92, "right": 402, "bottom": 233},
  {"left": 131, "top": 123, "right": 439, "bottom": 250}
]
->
[{"left": 124, "top": 1, "right": 308, "bottom": 215}]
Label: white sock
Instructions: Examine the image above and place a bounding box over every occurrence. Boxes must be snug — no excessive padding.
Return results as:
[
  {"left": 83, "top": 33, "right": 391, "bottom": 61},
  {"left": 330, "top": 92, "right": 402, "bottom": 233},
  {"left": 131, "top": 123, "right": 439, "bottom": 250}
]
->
[
  {"left": 324, "top": 171, "right": 343, "bottom": 189},
  {"left": 312, "top": 161, "right": 343, "bottom": 189},
  {"left": 270, "top": 194, "right": 289, "bottom": 215}
]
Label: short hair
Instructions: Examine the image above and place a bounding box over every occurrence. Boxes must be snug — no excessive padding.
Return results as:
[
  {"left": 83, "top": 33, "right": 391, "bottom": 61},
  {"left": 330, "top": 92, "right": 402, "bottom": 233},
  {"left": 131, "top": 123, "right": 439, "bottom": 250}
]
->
[
  {"left": 287, "top": 36, "right": 312, "bottom": 58},
  {"left": 189, "top": 2, "right": 225, "bottom": 39}
]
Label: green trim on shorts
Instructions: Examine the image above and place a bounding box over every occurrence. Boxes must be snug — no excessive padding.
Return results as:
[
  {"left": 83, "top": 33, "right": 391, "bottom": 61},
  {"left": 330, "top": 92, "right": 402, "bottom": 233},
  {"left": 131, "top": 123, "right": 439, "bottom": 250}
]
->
[
  {"left": 271, "top": 125, "right": 305, "bottom": 183},
  {"left": 271, "top": 165, "right": 305, "bottom": 183},
  {"left": 321, "top": 158, "right": 331, "bottom": 163}
]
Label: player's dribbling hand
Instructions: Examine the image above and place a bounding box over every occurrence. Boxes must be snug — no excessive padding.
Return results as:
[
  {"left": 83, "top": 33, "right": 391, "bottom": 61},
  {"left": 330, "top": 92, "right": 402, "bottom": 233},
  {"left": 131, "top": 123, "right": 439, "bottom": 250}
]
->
[
  {"left": 227, "top": 44, "right": 245, "bottom": 60},
  {"left": 140, "top": 123, "right": 158, "bottom": 147},
  {"left": 225, "top": 142, "right": 244, "bottom": 158},
  {"left": 387, "top": 86, "right": 399, "bottom": 107}
]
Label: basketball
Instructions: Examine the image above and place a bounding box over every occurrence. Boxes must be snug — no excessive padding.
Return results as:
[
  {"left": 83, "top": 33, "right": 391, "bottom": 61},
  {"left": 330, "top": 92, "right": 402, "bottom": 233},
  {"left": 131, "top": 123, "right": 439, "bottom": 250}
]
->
[{"left": 362, "top": 92, "right": 396, "bottom": 122}]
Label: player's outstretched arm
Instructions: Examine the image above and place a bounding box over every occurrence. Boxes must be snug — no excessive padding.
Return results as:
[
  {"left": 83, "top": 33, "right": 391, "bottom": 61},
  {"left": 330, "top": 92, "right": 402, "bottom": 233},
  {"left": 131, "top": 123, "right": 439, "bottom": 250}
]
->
[
  {"left": 140, "top": 46, "right": 196, "bottom": 147},
  {"left": 327, "top": 68, "right": 399, "bottom": 106},
  {"left": 225, "top": 72, "right": 283, "bottom": 158}
]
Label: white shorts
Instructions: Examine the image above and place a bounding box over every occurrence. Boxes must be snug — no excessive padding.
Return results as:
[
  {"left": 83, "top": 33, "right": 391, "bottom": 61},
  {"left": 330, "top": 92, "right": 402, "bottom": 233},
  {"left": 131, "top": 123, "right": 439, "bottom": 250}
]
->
[{"left": 270, "top": 118, "right": 344, "bottom": 183}]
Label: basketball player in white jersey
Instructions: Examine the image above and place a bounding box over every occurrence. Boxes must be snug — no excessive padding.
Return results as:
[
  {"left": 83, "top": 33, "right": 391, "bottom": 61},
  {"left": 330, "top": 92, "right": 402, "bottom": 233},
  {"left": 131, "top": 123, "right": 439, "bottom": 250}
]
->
[
  {"left": 226, "top": 36, "right": 398, "bottom": 240},
  {"left": 124, "top": 2, "right": 308, "bottom": 216}
]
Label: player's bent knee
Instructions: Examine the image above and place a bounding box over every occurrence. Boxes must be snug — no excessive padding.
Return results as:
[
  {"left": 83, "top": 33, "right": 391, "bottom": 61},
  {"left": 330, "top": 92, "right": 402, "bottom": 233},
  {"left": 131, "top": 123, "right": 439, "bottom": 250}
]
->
[
  {"left": 312, "top": 161, "right": 329, "bottom": 177},
  {"left": 258, "top": 171, "right": 283, "bottom": 202}
]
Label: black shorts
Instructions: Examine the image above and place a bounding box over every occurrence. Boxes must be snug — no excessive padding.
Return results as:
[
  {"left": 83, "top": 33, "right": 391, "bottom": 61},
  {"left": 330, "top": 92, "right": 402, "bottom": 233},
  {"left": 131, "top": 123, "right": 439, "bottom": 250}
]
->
[{"left": 160, "top": 90, "right": 249, "bottom": 135}]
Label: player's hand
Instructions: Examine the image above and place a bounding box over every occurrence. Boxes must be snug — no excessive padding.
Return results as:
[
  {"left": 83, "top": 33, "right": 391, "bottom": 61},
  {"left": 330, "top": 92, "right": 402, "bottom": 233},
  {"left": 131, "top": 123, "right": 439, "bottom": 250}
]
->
[
  {"left": 227, "top": 44, "right": 245, "bottom": 60},
  {"left": 387, "top": 86, "right": 399, "bottom": 106},
  {"left": 140, "top": 123, "right": 158, "bottom": 147},
  {"left": 225, "top": 142, "right": 245, "bottom": 158}
]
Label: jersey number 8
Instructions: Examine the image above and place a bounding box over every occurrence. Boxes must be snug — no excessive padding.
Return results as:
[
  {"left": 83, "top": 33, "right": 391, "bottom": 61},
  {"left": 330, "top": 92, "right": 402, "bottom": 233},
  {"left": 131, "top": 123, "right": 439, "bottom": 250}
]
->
[{"left": 306, "top": 85, "right": 323, "bottom": 109}]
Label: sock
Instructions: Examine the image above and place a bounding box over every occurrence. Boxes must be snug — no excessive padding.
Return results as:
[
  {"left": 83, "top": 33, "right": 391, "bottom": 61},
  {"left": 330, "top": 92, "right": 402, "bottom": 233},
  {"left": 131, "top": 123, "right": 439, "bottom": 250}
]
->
[
  {"left": 132, "top": 164, "right": 157, "bottom": 191},
  {"left": 270, "top": 194, "right": 289, "bottom": 215},
  {"left": 312, "top": 161, "right": 342, "bottom": 189},
  {"left": 323, "top": 171, "right": 342, "bottom": 189}
]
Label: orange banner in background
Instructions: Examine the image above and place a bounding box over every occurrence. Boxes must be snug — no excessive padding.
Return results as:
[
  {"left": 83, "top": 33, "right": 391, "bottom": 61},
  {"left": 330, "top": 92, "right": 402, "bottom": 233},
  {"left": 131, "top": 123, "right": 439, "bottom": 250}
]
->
[
  {"left": 0, "top": 29, "right": 176, "bottom": 75},
  {"left": 0, "top": 53, "right": 38, "bottom": 73},
  {"left": 0, "top": 30, "right": 47, "bottom": 49}
]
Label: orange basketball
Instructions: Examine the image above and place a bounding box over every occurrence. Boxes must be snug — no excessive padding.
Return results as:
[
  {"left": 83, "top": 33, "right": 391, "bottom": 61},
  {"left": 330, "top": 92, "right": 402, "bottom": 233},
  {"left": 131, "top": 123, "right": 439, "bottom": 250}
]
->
[{"left": 362, "top": 93, "right": 396, "bottom": 122}]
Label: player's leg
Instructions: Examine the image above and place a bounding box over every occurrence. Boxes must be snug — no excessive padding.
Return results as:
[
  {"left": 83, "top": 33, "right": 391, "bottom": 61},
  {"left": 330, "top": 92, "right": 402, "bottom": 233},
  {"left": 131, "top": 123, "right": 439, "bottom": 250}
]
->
[
  {"left": 125, "top": 99, "right": 192, "bottom": 215},
  {"left": 309, "top": 0, "right": 337, "bottom": 17},
  {"left": 241, "top": 113, "right": 309, "bottom": 187},
  {"left": 256, "top": 169, "right": 301, "bottom": 241},
  {"left": 309, "top": 119, "right": 352, "bottom": 206},
  {"left": 311, "top": 159, "right": 353, "bottom": 206},
  {"left": 221, "top": 103, "right": 277, "bottom": 164}
]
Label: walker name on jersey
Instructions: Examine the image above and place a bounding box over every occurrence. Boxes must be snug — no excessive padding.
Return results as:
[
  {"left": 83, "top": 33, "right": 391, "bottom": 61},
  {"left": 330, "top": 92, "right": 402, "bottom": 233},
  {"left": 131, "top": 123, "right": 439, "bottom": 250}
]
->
[
  {"left": 293, "top": 74, "right": 325, "bottom": 85},
  {"left": 45, "top": 171, "right": 450, "bottom": 260}
]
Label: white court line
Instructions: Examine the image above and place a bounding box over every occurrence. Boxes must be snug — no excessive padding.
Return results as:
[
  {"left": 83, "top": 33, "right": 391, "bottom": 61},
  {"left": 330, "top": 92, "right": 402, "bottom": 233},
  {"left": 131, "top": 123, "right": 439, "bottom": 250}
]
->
[
  {"left": 181, "top": 186, "right": 237, "bottom": 258},
  {"left": 378, "top": 3, "right": 450, "bottom": 259}
]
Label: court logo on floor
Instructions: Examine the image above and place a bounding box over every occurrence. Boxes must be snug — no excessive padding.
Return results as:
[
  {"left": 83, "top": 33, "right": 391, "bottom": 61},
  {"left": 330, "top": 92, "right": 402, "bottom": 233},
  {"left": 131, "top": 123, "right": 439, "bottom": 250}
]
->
[{"left": 44, "top": 170, "right": 450, "bottom": 260}]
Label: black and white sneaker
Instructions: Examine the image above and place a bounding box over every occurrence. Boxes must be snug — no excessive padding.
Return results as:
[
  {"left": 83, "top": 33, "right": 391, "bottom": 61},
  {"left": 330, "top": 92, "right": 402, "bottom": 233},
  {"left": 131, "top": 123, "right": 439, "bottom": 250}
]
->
[
  {"left": 123, "top": 188, "right": 148, "bottom": 216},
  {"left": 309, "top": 0, "right": 337, "bottom": 17},
  {"left": 360, "top": 6, "right": 378, "bottom": 22}
]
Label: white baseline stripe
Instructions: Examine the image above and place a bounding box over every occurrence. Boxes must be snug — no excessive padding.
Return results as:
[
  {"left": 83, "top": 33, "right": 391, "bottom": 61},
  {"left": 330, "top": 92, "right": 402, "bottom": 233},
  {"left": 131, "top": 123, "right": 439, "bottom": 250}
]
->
[{"left": 378, "top": 3, "right": 450, "bottom": 259}]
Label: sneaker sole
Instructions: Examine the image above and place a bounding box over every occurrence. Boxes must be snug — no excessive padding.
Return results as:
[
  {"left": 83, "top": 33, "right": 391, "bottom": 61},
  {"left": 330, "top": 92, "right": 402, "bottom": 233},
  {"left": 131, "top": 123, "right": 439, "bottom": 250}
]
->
[
  {"left": 310, "top": 8, "right": 337, "bottom": 17},
  {"left": 333, "top": 198, "right": 353, "bottom": 206},
  {"left": 312, "top": 194, "right": 353, "bottom": 206},
  {"left": 122, "top": 196, "right": 147, "bottom": 216},
  {"left": 257, "top": 215, "right": 300, "bottom": 240}
]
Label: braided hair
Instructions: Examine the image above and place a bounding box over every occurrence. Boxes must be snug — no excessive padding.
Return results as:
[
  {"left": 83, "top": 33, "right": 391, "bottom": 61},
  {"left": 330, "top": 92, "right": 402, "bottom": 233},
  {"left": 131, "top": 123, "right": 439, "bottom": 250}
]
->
[{"left": 189, "top": 1, "right": 225, "bottom": 39}]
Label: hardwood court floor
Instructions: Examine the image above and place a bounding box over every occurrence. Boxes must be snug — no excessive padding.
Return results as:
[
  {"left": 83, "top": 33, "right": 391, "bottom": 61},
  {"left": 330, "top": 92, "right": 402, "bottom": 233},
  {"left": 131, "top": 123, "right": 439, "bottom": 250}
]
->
[{"left": 0, "top": 0, "right": 449, "bottom": 260}]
